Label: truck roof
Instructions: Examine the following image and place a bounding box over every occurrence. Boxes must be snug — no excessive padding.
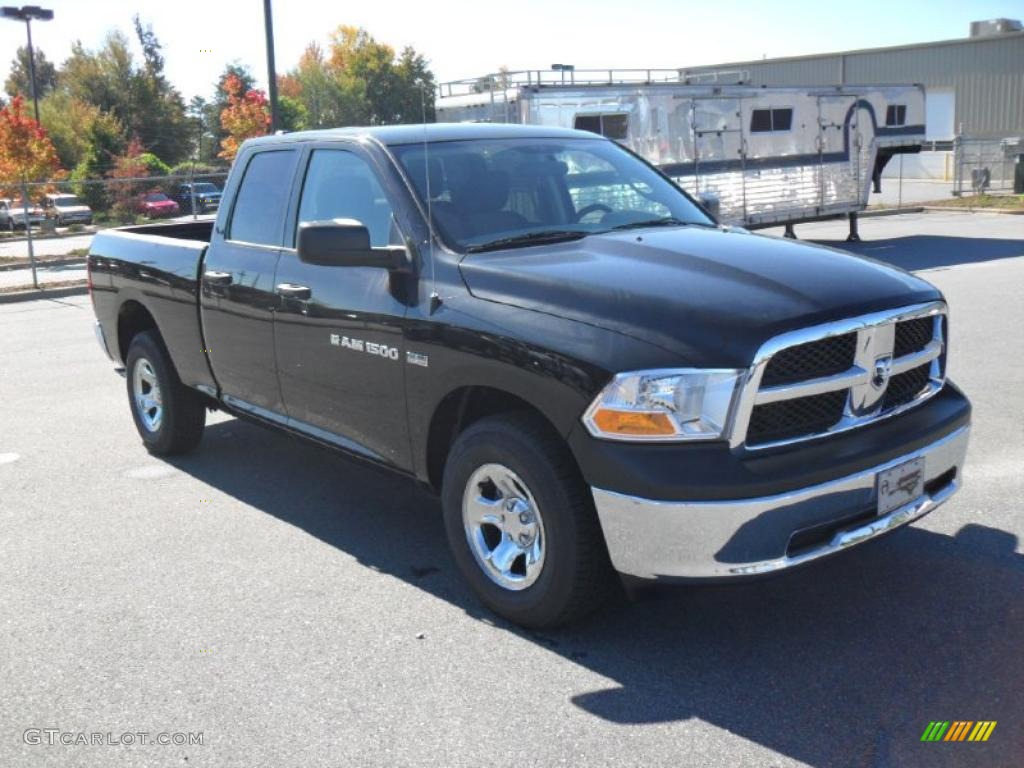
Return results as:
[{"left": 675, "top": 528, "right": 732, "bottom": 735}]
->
[{"left": 245, "top": 122, "right": 596, "bottom": 148}]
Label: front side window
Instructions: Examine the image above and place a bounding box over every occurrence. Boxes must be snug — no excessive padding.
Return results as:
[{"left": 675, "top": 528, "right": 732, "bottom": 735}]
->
[
  {"left": 392, "top": 137, "right": 711, "bottom": 252},
  {"left": 228, "top": 150, "right": 298, "bottom": 246},
  {"left": 295, "top": 149, "right": 397, "bottom": 248}
]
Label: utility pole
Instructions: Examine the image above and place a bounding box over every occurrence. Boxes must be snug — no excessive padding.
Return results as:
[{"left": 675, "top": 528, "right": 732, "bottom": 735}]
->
[
  {"left": 263, "top": 0, "right": 280, "bottom": 133},
  {"left": 1, "top": 6, "right": 55, "bottom": 123}
]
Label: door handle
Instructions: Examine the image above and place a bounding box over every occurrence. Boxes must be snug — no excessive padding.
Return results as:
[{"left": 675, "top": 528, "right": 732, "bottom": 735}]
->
[
  {"left": 276, "top": 283, "right": 312, "bottom": 300},
  {"left": 203, "top": 270, "right": 233, "bottom": 286}
]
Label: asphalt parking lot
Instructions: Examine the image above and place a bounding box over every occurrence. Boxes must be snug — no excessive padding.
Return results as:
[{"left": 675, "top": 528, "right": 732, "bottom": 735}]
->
[{"left": 1, "top": 210, "right": 1021, "bottom": 767}]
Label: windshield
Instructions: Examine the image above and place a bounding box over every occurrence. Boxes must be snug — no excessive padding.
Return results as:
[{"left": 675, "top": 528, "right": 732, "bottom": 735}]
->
[
  {"left": 55, "top": 196, "right": 82, "bottom": 205},
  {"left": 391, "top": 137, "right": 712, "bottom": 252},
  {"left": 193, "top": 183, "right": 219, "bottom": 193},
  {"left": 145, "top": 193, "right": 169, "bottom": 202}
]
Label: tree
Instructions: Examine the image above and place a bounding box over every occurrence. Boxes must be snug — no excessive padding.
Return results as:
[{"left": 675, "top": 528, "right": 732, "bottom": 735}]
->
[
  {"left": 0, "top": 95, "right": 63, "bottom": 196},
  {"left": 218, "top": 74, "right": 270, "bottom": 161},
  {"left": 198, "top": 64, "right": 258, "bottom": 164},
  {"left": 38, "top": 92, "right": 123, "bottom": 170},
  {"left": 60, "top": 27, "right": 190, "bottom": 165},
  {"left": 4, "top": 46, "right": 58, "bottom": 101},
  {"left": 282, "top": 28, "right": 435, "bottom": 129},
  {"left": 70, "top": 114, "right": 126, "bottom": 211},
  {"left": 107, "top": 136, "right": 152, "bottom": 221}
]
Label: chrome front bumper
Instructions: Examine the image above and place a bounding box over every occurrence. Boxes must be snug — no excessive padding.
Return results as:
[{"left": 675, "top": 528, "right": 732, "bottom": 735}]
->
[{"left": 591, "top": 425, "right": 969, "bottom": 579}]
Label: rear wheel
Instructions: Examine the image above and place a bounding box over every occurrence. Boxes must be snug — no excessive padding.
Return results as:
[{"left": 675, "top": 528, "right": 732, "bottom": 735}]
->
[
  {"left": 442, "top": 413, "right": 614, "bottom": 627},
  {"left": 125, "top": 331, "right": 205, "bottom": 455}
]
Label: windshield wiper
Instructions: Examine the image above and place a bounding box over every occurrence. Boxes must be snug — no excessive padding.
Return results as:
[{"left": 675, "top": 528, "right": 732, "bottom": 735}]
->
[
  {"left": 464, "top": 230, "right": 588, "bottom": 253},
  {"left": 606, "top": 217, "right": 714, "bottom": 232}
]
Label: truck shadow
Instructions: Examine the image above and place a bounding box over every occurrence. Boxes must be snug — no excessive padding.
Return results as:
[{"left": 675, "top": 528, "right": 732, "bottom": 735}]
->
[
  {"left": 810, "top": 234, "right": 1023, "bottom": 272},
  {"left": 171, "top": 418, "right": 1023, "bottom": 767}
]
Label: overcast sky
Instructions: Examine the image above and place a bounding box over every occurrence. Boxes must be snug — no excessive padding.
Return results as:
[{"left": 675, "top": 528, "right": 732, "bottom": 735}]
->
[{"left": 2, "top": 0, "right": 1022, "bottom": 102}]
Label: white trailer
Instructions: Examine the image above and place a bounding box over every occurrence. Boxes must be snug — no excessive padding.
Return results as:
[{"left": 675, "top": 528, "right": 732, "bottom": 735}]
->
[{"left": 435, "top": 69, "right": 926, "bottom": 239}]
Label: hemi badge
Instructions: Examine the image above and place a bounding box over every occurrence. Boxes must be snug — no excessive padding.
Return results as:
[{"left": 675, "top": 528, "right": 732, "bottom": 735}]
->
[{"left": 406, "top": 351, "right": 429, "bottom": 368}]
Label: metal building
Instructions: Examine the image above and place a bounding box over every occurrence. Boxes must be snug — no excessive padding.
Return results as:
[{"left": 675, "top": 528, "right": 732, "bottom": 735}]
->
[{"left": 680, "top": 20, "right": 1024, "bottom": 142}]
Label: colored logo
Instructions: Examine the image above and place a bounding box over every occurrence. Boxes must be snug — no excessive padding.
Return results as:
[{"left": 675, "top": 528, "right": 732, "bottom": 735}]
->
[{"left": 921, "top": 721, "right": 997, "bottom": 742}]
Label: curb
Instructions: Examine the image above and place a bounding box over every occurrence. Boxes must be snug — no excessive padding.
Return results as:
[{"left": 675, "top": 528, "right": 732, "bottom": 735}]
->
[
  {"left": 920, "top": 206, "right": 1024, "bottom": 215},
  {"left": 861, "top": 207, "right": 925, "bottom": 217},
  {"left": 0, "top": 282, "right": 88, "bottom": 305},
  {"left": 0, "top": 257, "right": 86, "bottom": 272}
]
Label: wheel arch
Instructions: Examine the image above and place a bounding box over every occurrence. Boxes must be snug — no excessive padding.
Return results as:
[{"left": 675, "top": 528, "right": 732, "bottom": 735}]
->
[
  {"left": 424, "top": 385, "right": 578, "bottom": 493},
  {"left": 116, "top": 299, "right": 159, "bottom": 365}
]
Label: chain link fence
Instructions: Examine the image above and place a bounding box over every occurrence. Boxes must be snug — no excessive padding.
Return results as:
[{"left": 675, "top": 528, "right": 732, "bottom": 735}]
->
[
  {"left": 952, "top": 136, "right": 1024, "bottom": 196},
  {"left": 2, "top": 170, "right": 230, "bottom": 237}
]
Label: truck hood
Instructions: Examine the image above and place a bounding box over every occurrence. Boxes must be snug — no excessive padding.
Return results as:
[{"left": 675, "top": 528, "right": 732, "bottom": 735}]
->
[
  {"left": 56, "top": 205, "right": 91, "bottom": 214},
  {"left": 458, "top": 227, "right": 941, "bottom": 367}
]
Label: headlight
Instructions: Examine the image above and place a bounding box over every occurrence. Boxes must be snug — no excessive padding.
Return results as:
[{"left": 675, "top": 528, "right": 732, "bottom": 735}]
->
[{"left": 583, "top": 369, "right": 744, "bottom": 441}]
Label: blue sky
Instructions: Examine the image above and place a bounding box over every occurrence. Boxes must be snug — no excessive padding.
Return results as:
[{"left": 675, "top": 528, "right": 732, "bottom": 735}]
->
[{"left": 2, "top": 0, "right": 1022, "bottom": 101}]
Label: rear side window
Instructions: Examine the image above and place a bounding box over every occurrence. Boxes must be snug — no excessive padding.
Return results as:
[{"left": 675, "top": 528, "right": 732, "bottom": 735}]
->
[
  {"left": 750, "top": 108, "right": 793, "bottom": 133},
  {"left": 228, "top": 150, "right": 299, "bottom": 246}
]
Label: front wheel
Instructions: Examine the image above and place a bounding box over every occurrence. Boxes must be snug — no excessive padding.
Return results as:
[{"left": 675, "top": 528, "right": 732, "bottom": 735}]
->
[
  {"left": 125, "top": 331, "right": 206, "bottom": 455},
  {"left": 442, "top": 413, "right": 615, "bottom": 627}
]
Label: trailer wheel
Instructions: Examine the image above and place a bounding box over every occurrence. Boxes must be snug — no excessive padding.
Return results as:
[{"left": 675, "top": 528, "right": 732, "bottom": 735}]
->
[
  {"left": 125, "top": 331, "right": 205, "bottom": 456},
  {"left": 442, "top": 412, "right": 614, "bottom": 627}
]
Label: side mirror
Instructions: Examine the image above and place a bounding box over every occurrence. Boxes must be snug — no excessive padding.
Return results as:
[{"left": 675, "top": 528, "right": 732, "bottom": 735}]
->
[
  {"left": 297, "top": 219, "right": 406, "bottom": 269},
  {"left": 696, "top": 192, "right": 720, "bottom": 220}
]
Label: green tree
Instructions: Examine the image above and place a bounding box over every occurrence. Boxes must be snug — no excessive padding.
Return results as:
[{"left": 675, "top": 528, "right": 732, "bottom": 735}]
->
[
  {"left": 38, "top": 91, "right": 123, "bottom": 170},
  {"left": 60, "top": 25, "right": 190, "bottom": 165},
  {"left": 4, "top": 46, "right": 58, "bottom": 101},
  {"left": 70, "top": 114, "right": 126, "bottom": 210}
]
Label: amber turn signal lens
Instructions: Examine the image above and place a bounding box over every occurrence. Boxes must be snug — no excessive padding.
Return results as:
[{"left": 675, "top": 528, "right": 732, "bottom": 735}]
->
[{"left": 591, "top": 409, "right": 675, "bottom": 436}]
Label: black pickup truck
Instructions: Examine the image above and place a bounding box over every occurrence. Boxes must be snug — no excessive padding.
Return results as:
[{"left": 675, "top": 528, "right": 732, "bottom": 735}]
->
[{"left": 88, "top": 124, "right": 971, "bottom": 627}]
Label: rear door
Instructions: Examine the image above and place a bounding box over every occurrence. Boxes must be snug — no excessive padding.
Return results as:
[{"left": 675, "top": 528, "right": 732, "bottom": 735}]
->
[
  {"left": 200, "top": 147, "right": 300, "bottom": 416},
  {"left": 272, "top": 143, "right": 412, "bottom": 469}
]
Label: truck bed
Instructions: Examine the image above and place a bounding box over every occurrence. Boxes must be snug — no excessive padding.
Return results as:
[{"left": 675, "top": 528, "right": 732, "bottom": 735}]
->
[{"left": 88, "top": 220, "right": 216, "bottom": 394}]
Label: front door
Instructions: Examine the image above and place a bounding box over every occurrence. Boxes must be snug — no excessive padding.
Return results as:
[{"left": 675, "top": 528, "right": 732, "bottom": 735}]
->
[
  {"left": 273, "top": 145, "right": 412, "bottom": 469},
  {"left": 200, "top": 147, "right": 300, "bottom": 415}
]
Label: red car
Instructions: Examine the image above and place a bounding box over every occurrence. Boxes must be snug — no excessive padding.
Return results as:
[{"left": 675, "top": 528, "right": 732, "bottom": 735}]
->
[{"left": 137, "top": 192, "right": 181, "bottom": 219}]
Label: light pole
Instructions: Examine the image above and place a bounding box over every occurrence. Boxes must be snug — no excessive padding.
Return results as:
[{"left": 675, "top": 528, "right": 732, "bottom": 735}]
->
[
  {"left": 262, "top": 0, "right": 279, "bottom": 133},
  {"left": 1, "top": 5, "right": 54, "bottom": 124}
]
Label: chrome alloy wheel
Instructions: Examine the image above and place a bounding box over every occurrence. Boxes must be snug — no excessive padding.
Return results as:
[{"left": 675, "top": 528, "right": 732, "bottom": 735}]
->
[
  {"left": 132, "top": 358, "right": 163, "bottom": 432},
  {"left": 462, "top": 463, "right": 546, "bottom": 591}
]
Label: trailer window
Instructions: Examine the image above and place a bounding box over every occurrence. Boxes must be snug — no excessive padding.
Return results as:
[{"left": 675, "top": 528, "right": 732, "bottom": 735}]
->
[
  {"left": 750, "top": 108, "right": 793, "bottom": 133},
  {"left": 886, "top": 105, "right": 907, "bottom": 126},
  {"left": 574, "top": 113, "right": 629, "bottom": 140}
]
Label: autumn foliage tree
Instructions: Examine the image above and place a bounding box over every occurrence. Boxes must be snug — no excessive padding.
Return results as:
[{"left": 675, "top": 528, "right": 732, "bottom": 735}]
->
[
  {"left": 106, "top": 136, "right": 151, "bottom": 221},
  {"left": 218, "top": 74, "right": 270, "bottom": 161},
  {"left": 0, "top": 95, "right": 63, "bottom": 196}
]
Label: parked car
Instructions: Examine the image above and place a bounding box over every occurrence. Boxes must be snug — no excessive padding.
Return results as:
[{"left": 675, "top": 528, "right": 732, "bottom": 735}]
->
[
  {"left": 88, "top": 124, "right": 971, "bottom": 628},
  {"left": 41, "top": 193, "right": 93, "bottom": 226},
  {"left": 137, "top": 192, "right": 181, "bottom": 219},
  {"left": 0, "top": 197, "right": 45, "bottom": 231},
  {"left": 174, "top": 182, "right": 222, "bottom": 214}
]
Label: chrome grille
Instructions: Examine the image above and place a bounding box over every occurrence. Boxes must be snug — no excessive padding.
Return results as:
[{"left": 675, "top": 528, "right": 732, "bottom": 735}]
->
[
  {"left": 760, "top": 333, "right": 856, "bottom": 387},
  {"left": 731, "top": 302, "right": 947, "bottom": 450}
]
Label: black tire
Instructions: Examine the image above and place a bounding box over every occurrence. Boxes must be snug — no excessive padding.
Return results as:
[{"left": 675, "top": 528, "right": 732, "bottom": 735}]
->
[
  {"left": 125, "top": 330, "right": 205, "bottom": 456},
  {"left": 442, "top": 412, "right": 615, "bottom": 628}
]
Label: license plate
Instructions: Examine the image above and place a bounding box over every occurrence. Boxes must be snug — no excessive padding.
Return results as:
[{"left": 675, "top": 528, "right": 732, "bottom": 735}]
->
[{"left": 876, "top": 457, "right": 926, "bottom": 516}]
